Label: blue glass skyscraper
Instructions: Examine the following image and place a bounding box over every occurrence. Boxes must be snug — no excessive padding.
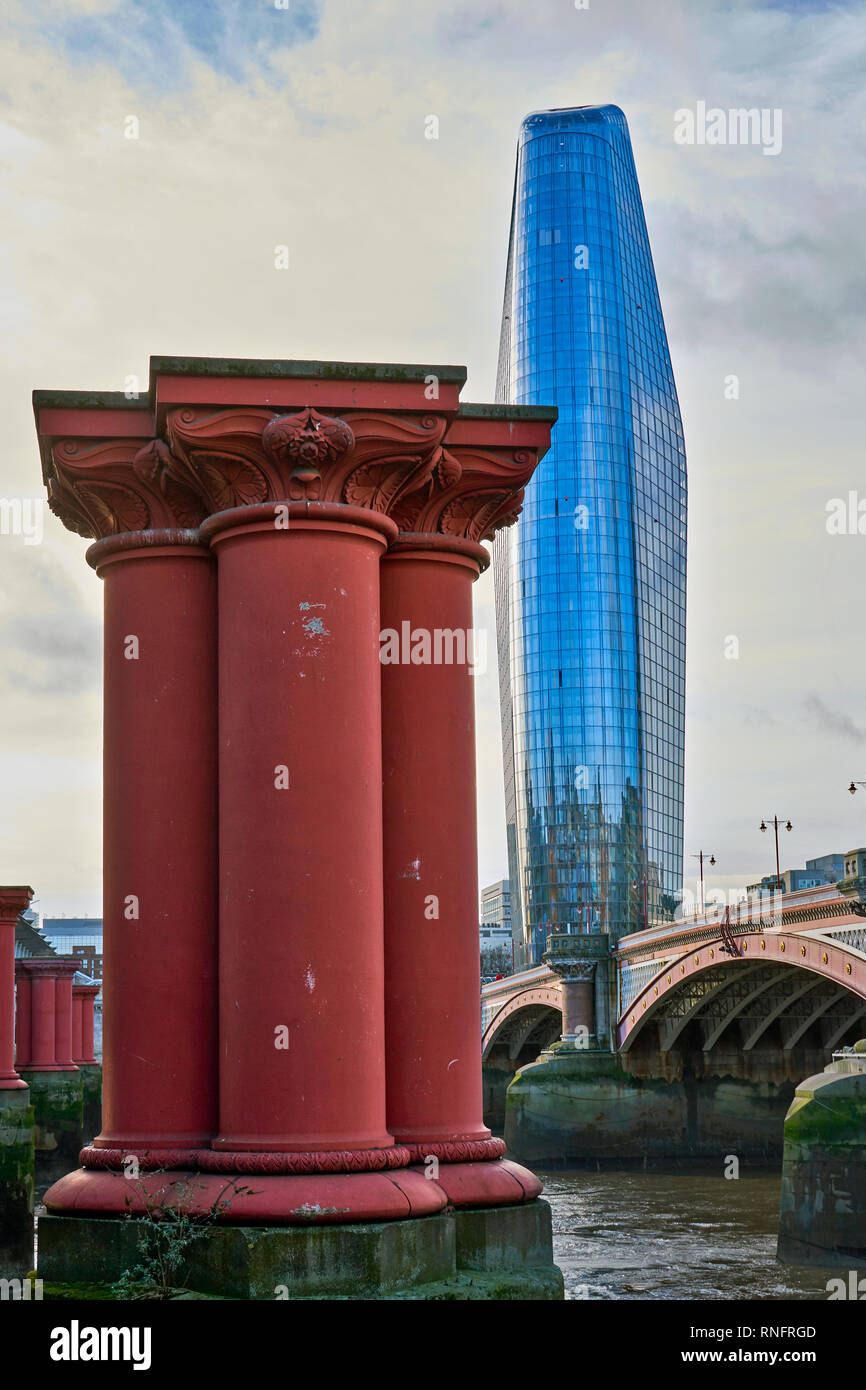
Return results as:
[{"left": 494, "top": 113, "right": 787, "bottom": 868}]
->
[{"left": 495, "top": 105, "right": 686, "bottom": 971}]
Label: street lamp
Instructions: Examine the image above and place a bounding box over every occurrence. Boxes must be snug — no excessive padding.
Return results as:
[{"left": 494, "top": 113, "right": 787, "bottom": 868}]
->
[
  {"left": 690, "top": 850, "right": 716, "bottom": 917},
  {"left": 759, "top": 815, "right": 793, "bottom": 892},
  {"left": 848, "top": 781, "right": 866, "bottom": 797}
]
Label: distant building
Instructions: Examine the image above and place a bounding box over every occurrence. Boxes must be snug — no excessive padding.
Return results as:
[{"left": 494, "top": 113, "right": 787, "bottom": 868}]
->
[
  {"left": 806, "top": 852, "right": 845, "bottom": 881},
  {"left": 494, "top": 105, "right": 687, "bottom": 969},
  {"left": 479, "top": 921, "right": 513, "bottom": 979},
  {"left": 842, "top": 848, "right": 866, "bottom": 880},
  {"left": 40, "top": 917, "right": 103, "bottom": 983},
  {"left": 480, "top": 879, "right": 511, "bottom": 931},
  {"left": 746, "top": 853, "right": 843, "bottom": 896}
]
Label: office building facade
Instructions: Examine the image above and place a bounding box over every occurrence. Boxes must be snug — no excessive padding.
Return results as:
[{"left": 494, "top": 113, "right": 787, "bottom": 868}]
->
[{"left": 495, "top": 105, "right": 687, "bottom": 969}]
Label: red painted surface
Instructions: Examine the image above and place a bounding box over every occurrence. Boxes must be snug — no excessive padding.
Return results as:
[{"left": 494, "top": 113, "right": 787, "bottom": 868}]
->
[
  {"left": 381, "top": 538, "right": 490, "bottom": 1146},
  {"left": 35, "top": 361, "right": 555, "bottom": 1224},
  {"left": 45, "top": 1165, "right": 447, "bottom": 1223},
  {"left": 16, "top": 959, "right": 80, "bottom": 1072},
  {"left": 36, "top": 409, "right": 152, "bottom": 443},
  {"left": 0, "top": 886, "right": 32, "bottom": 1089},
  {"left": 14, "top": 968, "right": 32, "bottom": 1069},
  {"left": 202, "top": 503, "right": 396, "bottom": 1153},
  {"left": 154, "top": 375, "right": 462, "bottom": 416},
  {"left": 28, "top": 966, "right": 57, "bottom": 1070},
  {"left": 429, "top": 1158, "right": 543, "bottom": 1208},
  {"left": 52, "top": 961, "right": 79, "bottom": 1071},
  {"left": 70, "top": 992, "right": 83, "bottom": 1064},
  {"left": 89, "top": 534, "right": 218, "bottom": 1149},
  {"left": 73, "top": 984, "right": 99, "bottom": 1065}
]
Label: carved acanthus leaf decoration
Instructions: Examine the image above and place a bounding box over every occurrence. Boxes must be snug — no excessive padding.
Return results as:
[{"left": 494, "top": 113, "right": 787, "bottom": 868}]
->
[{"left": 48, "top": 438, "right": 201, "bottom": 539}]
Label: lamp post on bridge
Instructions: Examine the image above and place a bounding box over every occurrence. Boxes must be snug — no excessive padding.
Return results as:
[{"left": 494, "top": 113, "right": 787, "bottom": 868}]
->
[
  {"left": 759, "top": 816, "right": 793, "bottom": 892},
  {"left": 690, "top": 850, "right": 716, "bottom": 918},
  {"left": 848, "top": 780, "right": 866, "bottom": 800}
]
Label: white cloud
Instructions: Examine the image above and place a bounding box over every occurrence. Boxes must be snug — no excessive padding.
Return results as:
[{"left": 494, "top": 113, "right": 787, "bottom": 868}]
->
[{"left": 1, "top": 0, "right": 864, "bottom": 911}]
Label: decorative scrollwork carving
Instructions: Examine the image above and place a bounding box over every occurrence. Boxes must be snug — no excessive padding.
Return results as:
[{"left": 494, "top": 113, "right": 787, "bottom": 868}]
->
[{"left": 80, "top": 1144, "right": 412, "bottom": 1175}]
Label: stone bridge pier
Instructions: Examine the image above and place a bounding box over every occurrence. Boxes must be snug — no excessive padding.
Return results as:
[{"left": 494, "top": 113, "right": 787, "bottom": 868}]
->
[
  {"left": 484, "top": 885, "right": 866, "bottom": 1173},
  {"left": 33, "top": 355, "right": 563, "bottom": 1300}
]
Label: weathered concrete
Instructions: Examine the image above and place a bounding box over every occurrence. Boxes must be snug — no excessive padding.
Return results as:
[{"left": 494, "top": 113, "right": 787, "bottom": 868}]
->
[
  {"left": 78, "top": 1063, "right": 102, "bottom": 1144},
  {"left": 505, "top": 1045, "right": 793, "bottom": 1166},
  {"left": 482, "top": 1060, "right": 512, "bottom": 1133},
  {"left": 0, "top": 1090, "right": 35, "bottom": 1275},
  {"left": 19, "top": 1068, "right": 83, "bottom": 1187},
  {"left": 777, "top": 1051, "right": 866, "bottom": 1267},
  {"left": 38, "top": 1199, "right": 563, "bottom": 1300}
]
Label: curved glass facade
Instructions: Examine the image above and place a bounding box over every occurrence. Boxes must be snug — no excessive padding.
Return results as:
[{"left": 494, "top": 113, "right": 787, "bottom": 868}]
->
[{"left": 494, "top": 105, "right": 686, "bottom": 969}]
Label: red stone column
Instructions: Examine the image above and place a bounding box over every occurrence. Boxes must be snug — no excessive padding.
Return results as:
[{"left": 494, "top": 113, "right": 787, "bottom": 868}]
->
[
  {"left": 53, "top": 960, "right": 79, "bottom": 1071},
  {"left": 14, "top": 965, "right": 32, "bottom": 1070},
  {"left": 201, "top": 502, "right": 397, "bottom": 1155},
  {"left": 27, "top": 962, "right": 57, "bottom": 1070},
  {"left": 71, "top": 990, "right": 83, "bottom": 1064},
  {"left": 80, "top": 986, "right": 98, "bottom": 1065},
  {"left": 0, "top": 887, "right": 32, "bottom": 1090},
  {"left": 376, "top": 412, "right": 554, "bottom": 1207},
  {"left": 561, "top": 973, "right": 596, "bottom": 1039},
  {"left": 87, "top": 532, "right": 218, "bottom": 1150},
  {"left": 380, "top": 537, "right": 491, "bottom": 1149}
]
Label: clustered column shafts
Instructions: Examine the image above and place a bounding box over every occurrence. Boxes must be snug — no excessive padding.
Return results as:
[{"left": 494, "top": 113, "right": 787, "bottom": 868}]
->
[
  {"left": 34, "top": 359, "right": 555, "bottom": 1224},
  {"left": 0, "top": 888, "right": 33, "bottom": 1090},
  {"left": 14, "top": 958, "right": 81, "bottom": 1072},
  {"left": 87, "top": 531, "right": 219, "bottom": 1150},
  {"left": 380, "top": 537, "right": 492, "bottom": 1153}
]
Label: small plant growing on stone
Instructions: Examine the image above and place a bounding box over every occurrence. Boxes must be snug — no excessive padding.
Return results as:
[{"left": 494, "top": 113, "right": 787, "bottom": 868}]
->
[{"left": 114, "top": 1175, "right": 254, "bottom": 1300}]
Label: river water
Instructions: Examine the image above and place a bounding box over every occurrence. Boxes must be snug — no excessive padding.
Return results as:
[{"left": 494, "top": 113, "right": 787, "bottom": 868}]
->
[{"left": 539, "top": 1171, "right": 833, "bottom": 1301}]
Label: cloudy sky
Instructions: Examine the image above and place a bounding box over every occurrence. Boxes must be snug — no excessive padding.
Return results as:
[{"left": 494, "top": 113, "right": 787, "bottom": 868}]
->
[{"left": 1, "top": 0, "right": 864, "bottom": 919}]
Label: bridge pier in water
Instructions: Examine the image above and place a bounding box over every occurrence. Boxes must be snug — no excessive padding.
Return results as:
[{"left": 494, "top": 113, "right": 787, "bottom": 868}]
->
[
  {"left": 485, "top": 890, "right": 866, "bottom": 1174},
  {"left": 32, "top": 356, "right": 563, "bottom": 1300},
  {"left": 777, "top": 1044, "right": 866, "bottom": 1267}
]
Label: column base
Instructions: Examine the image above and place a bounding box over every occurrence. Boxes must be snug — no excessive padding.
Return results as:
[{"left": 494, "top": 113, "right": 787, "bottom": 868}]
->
[
  {"left": 44, "top": 1164, "right": 446, "bottom": 1224},
  {"left": 37, "top": 1199, "right": 562, "bottom": 1300},
  {"left": 422, "top": 1158, "right": 543, "bottom": 1208},
  {"left": 43, "top": 1157, "right": 543, "bottom": 1220},
  {"left": 0, "top": 1074, "right": 29, "bottom": 1090}
]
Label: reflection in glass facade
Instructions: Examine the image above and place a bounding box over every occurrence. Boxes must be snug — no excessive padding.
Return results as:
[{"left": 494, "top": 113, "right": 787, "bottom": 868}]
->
[{"left": 494, "top": 105, "right": 686, "bottom": 970}]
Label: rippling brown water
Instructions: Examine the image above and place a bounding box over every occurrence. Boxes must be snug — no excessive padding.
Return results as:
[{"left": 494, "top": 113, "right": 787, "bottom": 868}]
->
[{"left": 539, "top": 1171, "right": 834, "bottom": 1301}]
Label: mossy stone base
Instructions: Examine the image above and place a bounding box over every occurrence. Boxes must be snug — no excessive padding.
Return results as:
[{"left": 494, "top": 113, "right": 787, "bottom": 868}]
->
[
  {"left": 778, "top": 1060, "right": 866, "bottom": 1267},
  {"left": 38, "top": 1199, "right": 562, "bottom": 1300},
  {"left": 0, "top": 1091, "right": 35, "bottom": 1275},
  {"left": 78, "top": 1064, "right": 102, "bottom": 1144},
  {"left": 18, "top": 1068, "right": 84, "bottom": 1187}
]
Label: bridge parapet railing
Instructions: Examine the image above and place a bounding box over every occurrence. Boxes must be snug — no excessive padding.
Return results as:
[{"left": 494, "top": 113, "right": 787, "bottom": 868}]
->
[
  {"left": 809, "top": 924, "right": 866, "bottom": 960},
  {"left": 618, "top": 956, "right": 678, "bottom": 1016}
]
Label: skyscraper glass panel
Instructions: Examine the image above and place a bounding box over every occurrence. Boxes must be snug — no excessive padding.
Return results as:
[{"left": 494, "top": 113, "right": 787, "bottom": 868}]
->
[{"left": 494, "top": 105, "right": 687, "bottom": 970}]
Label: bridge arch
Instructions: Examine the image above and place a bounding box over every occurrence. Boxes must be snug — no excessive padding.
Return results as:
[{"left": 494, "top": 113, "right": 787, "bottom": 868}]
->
[
  {"left": 481, "top": 984, "right": 563, "bottom": 1132},
  {"left": 618, "top": 929, "right": 866, "bottom": 1058},
  {"left": 482, "top": 986, "right": 563, "bottom": 1061}
]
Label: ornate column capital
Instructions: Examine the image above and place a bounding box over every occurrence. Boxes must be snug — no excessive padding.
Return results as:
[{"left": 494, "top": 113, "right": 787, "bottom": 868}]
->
[
  {"left": 43, "top": 404, "right": 552, "bottom": 548},
  {"left": 47, "top": 438, "right": 208, "bottom": 539},
  {"left": 163, "top": 405, "right": 452, "bottom": 514},
  {"left": 542, "top": 932, "right": 606, "bottom": 982},
  {"left": 18, "top": 957, "right": 79, "bottom": 978},
  {"left": 0, "top": 886, "right": 33, "bottom": 923}
]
